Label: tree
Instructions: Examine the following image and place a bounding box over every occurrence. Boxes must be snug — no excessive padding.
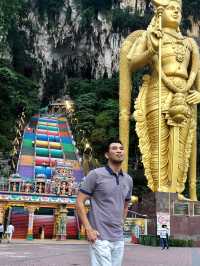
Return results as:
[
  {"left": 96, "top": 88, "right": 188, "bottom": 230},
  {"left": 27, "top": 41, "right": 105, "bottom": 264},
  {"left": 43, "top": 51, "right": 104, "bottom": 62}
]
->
[
  {"left": 0, "top": 0, "right": 25, "bottom": 54},
  {"left": 0, "top": 67, "right": 39, "bottom": 152}
]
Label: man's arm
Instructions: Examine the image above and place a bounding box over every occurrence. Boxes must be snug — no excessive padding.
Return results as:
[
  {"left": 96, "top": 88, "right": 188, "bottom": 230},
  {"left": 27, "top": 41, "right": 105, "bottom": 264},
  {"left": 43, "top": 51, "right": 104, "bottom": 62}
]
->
[
  {"left": 124, "top": 176, "right": 133, "bottom": 220},
  {"left": 123, "top": 201, "right": 129, "bottom": 220},
  {"left": 76, "top": 191, "right": 99, "bottom": 242}
]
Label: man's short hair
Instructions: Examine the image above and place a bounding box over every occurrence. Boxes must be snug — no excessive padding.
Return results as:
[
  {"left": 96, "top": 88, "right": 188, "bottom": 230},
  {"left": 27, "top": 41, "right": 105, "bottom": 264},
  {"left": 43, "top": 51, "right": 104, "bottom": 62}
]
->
[{"left": 103, "top": 139, "right": 123, "bottom": 153}]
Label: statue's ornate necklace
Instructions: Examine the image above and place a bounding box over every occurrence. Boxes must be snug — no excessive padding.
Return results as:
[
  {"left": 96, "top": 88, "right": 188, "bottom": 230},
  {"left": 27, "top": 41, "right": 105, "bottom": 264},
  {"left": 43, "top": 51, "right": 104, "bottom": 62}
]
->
[
  {"left": 172, "top": 41, "right": 187, "bottom": 63},
  {"left": 164, "top": 31, "right": 187, "bottom": 63}
]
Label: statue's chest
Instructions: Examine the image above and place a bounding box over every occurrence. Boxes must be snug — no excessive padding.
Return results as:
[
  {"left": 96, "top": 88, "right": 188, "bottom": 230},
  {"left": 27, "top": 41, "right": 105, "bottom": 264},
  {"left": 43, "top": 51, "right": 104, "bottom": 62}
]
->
[{"left": 162, "top": 35, "right": 191, "bottom": 63}]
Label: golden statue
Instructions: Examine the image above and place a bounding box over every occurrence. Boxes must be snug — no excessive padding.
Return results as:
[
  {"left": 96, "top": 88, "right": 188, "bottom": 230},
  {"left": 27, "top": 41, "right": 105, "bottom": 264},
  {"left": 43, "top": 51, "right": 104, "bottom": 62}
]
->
[{"left": 119, "top": 0, "right": 200, "bottom": 200}]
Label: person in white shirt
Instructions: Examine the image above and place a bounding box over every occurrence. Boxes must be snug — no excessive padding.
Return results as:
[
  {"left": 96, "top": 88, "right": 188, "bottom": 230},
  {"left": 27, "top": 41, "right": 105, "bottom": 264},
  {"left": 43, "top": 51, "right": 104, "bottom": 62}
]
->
[
  {"left": 0, "top": 223, "right": 4, "bottom": 243},
  {"left": 160, "top": 224, "right": 169, "bottom": 250},
  {"left": 6, "top": 223, "right": 14, "bottom": 243}
]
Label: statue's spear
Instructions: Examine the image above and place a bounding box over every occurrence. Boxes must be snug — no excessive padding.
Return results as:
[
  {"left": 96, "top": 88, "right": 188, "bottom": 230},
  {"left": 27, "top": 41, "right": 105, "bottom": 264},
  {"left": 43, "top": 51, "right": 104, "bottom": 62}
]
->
[{"left": 151, "top": 0, "right": 168, "bottom": 191}]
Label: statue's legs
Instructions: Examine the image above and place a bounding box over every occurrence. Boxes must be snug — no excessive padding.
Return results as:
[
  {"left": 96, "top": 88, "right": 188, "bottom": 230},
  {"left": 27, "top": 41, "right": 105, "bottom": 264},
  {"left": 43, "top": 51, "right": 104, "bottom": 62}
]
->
[
  {"left": 146, "top": 110, "right": 169, "bottom": 191},
  {"left": 168, "top": 123, "right": 190, "bottom": 192},
  {"left": 135, "top": 78, "right": 195, "bottom": 195},
  {"left": 175, "top": 119, "right": 193, "bottom": 193},
  {"left": 146, "top": 108, "right": 193, "bottom": 193}
]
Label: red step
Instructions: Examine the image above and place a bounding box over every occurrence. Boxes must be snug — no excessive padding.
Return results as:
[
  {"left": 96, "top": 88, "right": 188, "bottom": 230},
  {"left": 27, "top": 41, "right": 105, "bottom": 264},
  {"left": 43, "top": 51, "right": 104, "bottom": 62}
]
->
[
  {"left": 33, "top": 215, "right": 54, "bottom": 239},
  {"left": 66, "top": 217, "right": 78, "bottom": 239},
  {"left": 11, "top": 213, "right": 28, "bottom": 239}
]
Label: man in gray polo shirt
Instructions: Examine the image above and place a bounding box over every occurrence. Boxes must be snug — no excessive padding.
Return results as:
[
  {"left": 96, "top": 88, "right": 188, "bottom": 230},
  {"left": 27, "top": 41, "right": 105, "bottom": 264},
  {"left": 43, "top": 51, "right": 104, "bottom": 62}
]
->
[{"left": 76, "top": 140, "right": 133, "bottom": 266}]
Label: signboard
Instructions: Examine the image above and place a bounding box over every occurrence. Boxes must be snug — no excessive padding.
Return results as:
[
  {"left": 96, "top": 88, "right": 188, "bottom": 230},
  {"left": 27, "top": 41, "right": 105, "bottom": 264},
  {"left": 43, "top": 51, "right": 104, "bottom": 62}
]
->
[
  {"left": 157, "top": 212, "right": 170, "bottom": 236},
  {"left": 123, "top": 218, "right": 146, "bottom": 242}
]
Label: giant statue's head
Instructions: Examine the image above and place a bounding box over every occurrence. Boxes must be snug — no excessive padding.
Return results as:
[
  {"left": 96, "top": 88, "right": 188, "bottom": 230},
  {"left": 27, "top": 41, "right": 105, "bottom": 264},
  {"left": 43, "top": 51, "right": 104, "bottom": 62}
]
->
[
  {"left": 161, "top": 0, "right": 182, "bottom": 29},
  {"left": 150, "top": 0, "right": 182, "bottom": 30}
]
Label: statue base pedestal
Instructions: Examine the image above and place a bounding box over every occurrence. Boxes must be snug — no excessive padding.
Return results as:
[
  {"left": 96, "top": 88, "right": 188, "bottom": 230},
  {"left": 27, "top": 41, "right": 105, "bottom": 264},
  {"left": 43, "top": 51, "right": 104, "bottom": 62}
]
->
[{"left": 132, "top": 192, "right": 200, "bottom": 246}]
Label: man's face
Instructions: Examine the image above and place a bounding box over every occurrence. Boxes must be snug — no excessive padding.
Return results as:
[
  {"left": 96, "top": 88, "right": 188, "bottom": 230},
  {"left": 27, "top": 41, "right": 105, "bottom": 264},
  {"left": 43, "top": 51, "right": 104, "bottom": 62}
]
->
[
  {"left": 105, "top": 142, "right": 125, "bottom": 163},
  {"left": 162, "top": 1, "right": 182, "bottom": 29}
]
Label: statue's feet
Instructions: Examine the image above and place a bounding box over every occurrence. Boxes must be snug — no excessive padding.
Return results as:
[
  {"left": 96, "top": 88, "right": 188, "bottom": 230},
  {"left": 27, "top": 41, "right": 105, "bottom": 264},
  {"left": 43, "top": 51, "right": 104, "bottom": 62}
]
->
[
  {"left": 158, "top": 186, "right": 170, "bottom": 192},
  {"left": 178, "top": 193, "right": 191, "bottom": 201},
  {"left": 191, "top": 196, "right": 198, "bottom": 201}
]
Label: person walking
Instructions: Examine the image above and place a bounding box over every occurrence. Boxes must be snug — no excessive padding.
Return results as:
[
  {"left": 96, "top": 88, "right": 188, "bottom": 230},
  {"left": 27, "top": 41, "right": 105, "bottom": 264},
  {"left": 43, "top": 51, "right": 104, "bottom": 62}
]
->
[
  {"left": 6, "top": 223, "right": 15, "bottom": 243},
  {"left": 160, "top": 224, "right": 169, "bottom": 250},
  {"left": 39, "top": 225, "right": 45, "bottom": 239},
  {"left": 76, "top": 139, "right": 133, "bottom": 266},
  {"left": 0, "top": 223, "right": 4, "bottom": 243}
]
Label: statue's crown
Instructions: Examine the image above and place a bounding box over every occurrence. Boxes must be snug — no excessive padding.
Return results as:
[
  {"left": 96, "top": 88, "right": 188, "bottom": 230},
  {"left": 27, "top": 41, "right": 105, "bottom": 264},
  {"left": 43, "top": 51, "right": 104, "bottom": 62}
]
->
[{"left": 152, "top": 0, "right": 182, "bottom": 7}]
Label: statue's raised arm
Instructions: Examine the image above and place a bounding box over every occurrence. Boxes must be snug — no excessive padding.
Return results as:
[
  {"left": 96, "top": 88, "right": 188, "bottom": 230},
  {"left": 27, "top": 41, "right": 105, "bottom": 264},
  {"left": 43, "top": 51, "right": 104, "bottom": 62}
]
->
[{"left": 119, "top": 0, "right": 200, "bottom": 200}]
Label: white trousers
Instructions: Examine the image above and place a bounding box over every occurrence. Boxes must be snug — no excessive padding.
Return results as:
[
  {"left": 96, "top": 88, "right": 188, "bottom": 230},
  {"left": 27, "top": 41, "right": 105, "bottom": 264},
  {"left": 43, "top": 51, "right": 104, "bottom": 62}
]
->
[
  {"left": 89, "top": 240, "right": 124, "bottom": 266},
  {"left": 7, "top": 233, "right": 13, "bottom": 242}
]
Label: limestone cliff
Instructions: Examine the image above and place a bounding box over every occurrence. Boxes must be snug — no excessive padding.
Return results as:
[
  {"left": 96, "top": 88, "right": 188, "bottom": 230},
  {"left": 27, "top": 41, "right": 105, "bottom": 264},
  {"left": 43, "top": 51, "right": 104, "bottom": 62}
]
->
[{"left": 4, "top": 0, "right": 200, "bottom": 98}]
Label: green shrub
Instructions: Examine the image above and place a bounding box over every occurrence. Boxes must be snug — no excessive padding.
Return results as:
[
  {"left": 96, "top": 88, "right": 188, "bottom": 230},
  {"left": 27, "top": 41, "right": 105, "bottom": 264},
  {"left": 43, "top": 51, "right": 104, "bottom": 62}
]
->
[
  {"left": 150, "top": 235, "right": 158, "bottom": 246},
  {"left": 139, "top": 235, "right": 144, "bottom": 245},
  {"left": 139, "top": 235, "right": 194, "bottom": 247},
  {"left": 169, "top": 239, "right": 194, "bottom": 247},
  {"left": 187, "top": 240, "right": 194, "bottom": 247}
]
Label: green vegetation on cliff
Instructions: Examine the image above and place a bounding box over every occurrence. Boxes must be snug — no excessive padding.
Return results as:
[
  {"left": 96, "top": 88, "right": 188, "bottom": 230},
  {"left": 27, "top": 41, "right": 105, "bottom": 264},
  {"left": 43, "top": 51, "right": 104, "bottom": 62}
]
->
[
  {"left": 0, "top": 0, "right": 26, "bottom": 53},
  {"left": 0, "top": 67, "right": 39, "bottom": 152},
  {"left": 0, "top": 1, "right": 39, "bottom": 153},
  {"left": 67, "top": 77, "right": 119, "bottom": 164}
]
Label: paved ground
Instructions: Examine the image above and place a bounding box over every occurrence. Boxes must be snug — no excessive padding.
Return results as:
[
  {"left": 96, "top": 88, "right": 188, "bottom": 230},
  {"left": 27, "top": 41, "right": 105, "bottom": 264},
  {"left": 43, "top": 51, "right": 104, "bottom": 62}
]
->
[{"left": 0, "top": 240, "right": 199, "bottom": 266}]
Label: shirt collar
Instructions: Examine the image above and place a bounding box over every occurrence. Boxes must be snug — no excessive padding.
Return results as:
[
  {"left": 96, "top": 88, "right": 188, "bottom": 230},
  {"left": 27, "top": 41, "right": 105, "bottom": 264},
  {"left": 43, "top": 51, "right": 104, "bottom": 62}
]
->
[{"left": 105, "top": 165, "right": 124, "bottom": 176}]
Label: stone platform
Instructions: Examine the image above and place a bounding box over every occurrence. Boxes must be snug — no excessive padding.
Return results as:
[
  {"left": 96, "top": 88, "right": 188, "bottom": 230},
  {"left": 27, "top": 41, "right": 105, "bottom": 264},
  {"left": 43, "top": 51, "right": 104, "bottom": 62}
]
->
[{"left": 132, "top": 192, "right": 200, "bottom": 246}]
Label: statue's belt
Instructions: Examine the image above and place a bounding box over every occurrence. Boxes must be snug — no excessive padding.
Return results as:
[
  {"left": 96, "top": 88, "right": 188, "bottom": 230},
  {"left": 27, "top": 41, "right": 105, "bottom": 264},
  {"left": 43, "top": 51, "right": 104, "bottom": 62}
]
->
[{"left": 162, "top": 73, "right": 189, "bottom": 93}]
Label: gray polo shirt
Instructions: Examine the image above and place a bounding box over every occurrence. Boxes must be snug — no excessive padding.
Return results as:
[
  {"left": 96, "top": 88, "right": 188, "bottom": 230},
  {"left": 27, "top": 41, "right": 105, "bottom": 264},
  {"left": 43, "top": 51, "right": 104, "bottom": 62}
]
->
[{"left": 80, "top": 166, "right": 133, "bottom": 241}]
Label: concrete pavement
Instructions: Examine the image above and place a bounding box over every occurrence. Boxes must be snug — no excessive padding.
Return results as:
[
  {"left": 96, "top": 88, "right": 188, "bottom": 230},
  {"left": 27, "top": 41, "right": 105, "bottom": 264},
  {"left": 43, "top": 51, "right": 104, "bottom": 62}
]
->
[{"left": 0, "top": 241, "right": 199, "bottom": 266}]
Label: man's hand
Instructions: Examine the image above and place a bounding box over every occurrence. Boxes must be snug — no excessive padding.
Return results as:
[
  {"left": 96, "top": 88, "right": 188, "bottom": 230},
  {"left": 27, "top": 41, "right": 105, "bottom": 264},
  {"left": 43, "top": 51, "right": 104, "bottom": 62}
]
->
[
  {"left": 186, "top": 90, "right": 200, "bottom": 105},
  {"left": 86, "top": 228, "right": 100, "bottom": 243}
]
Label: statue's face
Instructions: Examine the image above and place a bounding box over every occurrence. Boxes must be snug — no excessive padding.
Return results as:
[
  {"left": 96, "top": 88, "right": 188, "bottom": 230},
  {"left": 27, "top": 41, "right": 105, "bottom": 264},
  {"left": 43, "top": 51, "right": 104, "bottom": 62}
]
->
[{"left": 162, "top": 1, "right": 182, "bottom": 29}]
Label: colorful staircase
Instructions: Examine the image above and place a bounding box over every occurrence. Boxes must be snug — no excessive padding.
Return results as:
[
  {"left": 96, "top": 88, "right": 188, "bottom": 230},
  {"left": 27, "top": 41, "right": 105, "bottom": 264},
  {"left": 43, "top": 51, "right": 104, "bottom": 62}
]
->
[
  {"left": 16, "top": 114, "right": 84, "bottom": 184},
  {"left": 11, "top": 114, "right": 84, "bottom": 239},
  {"left": 17, "top": 115, "right": 39, "bottom": 181}
]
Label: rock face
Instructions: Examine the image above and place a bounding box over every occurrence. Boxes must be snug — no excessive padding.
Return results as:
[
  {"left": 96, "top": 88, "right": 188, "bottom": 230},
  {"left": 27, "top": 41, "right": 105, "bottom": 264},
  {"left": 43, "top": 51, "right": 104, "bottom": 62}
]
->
[
  {"left": 187, "top": 16, "right": 200, "bottom": 38},
  {"left": 5, "top": 0, "right": 200, "bottom": 97},
  {"left": 15, "top": 0, "right": 128, "bottom": 96}
]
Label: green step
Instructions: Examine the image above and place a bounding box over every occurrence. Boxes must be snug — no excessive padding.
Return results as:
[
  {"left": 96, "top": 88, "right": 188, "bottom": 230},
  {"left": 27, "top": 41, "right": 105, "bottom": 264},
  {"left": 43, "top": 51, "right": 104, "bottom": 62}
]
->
[
  {"left": 22, "top": 139, "right": 33, "bottom": 148},
  {"left": 62, "top": 144, "right": 75, "bottom": 152}
]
